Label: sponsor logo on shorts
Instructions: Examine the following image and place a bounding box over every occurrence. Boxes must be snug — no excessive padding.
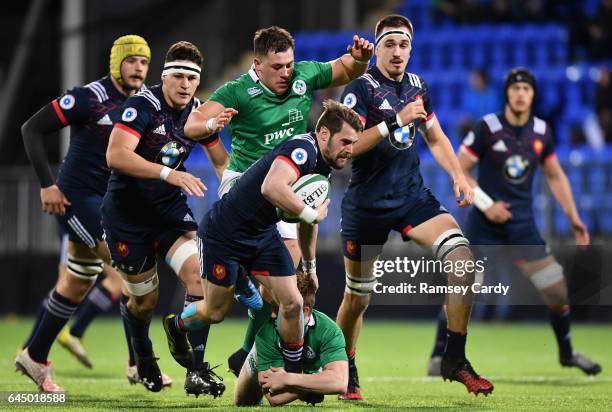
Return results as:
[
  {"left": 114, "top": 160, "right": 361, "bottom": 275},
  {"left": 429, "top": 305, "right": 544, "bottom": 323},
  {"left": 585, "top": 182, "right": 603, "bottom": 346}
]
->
[
  {"left": 346, "top": 240, "right": 357, "bottom": 256},
  {"left": 59, "top": 94, "right": 76, "bottom": 110},
  {"left": 116, "top": 241, "right": 129, "bottom": 257},
  {"left": 212, "top": 263, "right": 227, "bottom": 280}
]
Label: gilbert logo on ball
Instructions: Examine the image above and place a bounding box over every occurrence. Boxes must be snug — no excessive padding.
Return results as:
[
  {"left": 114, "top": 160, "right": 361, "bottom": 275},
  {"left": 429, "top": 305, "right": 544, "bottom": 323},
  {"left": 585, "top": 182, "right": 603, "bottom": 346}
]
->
[{"left": 277, "top": 174, "right": 330, "bottom": 223}]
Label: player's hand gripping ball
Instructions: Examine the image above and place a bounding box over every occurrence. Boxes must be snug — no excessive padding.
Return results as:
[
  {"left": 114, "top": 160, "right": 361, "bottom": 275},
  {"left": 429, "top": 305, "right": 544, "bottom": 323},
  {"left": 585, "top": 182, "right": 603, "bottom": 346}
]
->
[{"left": 277, "top": 174, "right": 330, "bottom": 223}]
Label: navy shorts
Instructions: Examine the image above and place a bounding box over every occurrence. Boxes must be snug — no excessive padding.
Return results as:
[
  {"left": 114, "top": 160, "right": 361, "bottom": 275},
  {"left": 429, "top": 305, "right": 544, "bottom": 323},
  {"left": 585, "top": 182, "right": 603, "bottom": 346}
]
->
[
  {"left": 465, "top": 211, "right": 550, "bottom": 263},
  {"left": 198, "top": 211, "right": 295, "bottom": 287},
  {"left": 101, "top": 197, "right": 197, "bottom": 275},
  {"left": 341, "top": 189, "right": 448, "bottom": 261},
  {"left": 56, "top": 192, "right": 104, "bottom": 249}
]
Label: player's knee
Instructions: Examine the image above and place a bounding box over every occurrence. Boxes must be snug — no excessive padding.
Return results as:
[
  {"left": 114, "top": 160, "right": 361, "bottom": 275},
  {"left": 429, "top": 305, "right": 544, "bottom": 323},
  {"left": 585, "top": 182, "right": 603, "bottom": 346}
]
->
[
  {"left": 123, "top": 272, "right": 159, "bottom": 315},
  {"left": 66, "top": 253, "right": 103, "bottom": 282},
  {"left": 206, "top": 308, "right": 226, "bottom": 324},
  {"left": 535, "top": 264, "right": 568, "bottom": 304},
  {"left": 169, "top": 239, "right": 198, "bottom": 276},
  {"left": 432, "top": 229, "right": 473, "bottom": 284},
  {"left": 279, "top": 293, "right": 303, "bottom": 319},
  {"left": 344, "top": 291, "right": 370, "bottom": 315},
  {"left": 129, "top": 292, "right": 158, "bottom": 317},
  {"left": 529, "top": 261, "right": 565, "bottom": 299},
  {"left": 344, "top": 272, "right": 376, "bottom": 310}
]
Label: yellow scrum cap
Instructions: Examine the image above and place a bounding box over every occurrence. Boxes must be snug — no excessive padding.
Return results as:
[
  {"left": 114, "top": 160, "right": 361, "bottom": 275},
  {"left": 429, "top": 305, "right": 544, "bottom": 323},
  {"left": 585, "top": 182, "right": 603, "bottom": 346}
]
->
[{"left": 109, "top": 35, "right": 151, "bottom": 85}]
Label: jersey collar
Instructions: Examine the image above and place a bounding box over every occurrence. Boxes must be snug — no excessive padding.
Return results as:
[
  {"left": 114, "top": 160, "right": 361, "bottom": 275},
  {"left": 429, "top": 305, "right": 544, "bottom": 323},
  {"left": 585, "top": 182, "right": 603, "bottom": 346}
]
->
[
  {"left": 247, "top": 65, "right": 275, "bottom": 95},
  {"left": 371, "top": 65, "right": 406, "bottom": 86}
]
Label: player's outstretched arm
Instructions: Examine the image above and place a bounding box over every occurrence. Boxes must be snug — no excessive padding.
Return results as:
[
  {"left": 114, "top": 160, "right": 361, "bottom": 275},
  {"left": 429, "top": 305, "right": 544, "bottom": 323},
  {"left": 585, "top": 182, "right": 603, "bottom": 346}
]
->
[
  {"left": 21, "top": 103, "right": 72, "bottom": 215},
  {"left": 184, "top": 100, "right": 237, "bottom": 140},
  {"left": 261, "top": 159, "right": 329, "bottom": 224},
  {"left": 260, "top": 361, "right": 348, "bottom": 397},
  {"left": 107, "top": 126, "right": 206, "bottom": 197},
  {"left": 202, "top": 137, "right": 229, "bottom": 180},
  {"left": 423, "top": 118, "right": 473, "bottom": 207},
  {"left": 329, "top": 35, "right": 373, "bottom": 88},
  {"left": 542, "top": 155, "right": 589, "bottom": 245}
]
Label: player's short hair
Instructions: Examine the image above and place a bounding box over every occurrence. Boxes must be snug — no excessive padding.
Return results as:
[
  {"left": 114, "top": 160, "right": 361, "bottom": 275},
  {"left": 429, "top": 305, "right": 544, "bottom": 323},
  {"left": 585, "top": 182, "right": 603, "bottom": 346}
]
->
[
  {"left": 375, "top": 14, "right": 414, "bottom": 39},
  {"left": 253, "top": 26, "right": 295, "bottom": 57},
  {"left": 297, "top": 272, "right": 317, "bottom": 309},
  {"left": 316, "top": 99, "right": 364, "bottom": 135},
  {"left": 165, "top": 41, "right": 203, "bottom": 68}
]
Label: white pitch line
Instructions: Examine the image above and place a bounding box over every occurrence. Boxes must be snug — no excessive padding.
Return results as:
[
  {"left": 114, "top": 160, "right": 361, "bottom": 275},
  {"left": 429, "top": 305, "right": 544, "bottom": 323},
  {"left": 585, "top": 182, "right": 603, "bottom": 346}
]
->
[
  {"left": 361, "top": 376, "right": 612, "bottom": 383},
  {"left": 3, "top": 376, "right": 610, "bottom": 385}
]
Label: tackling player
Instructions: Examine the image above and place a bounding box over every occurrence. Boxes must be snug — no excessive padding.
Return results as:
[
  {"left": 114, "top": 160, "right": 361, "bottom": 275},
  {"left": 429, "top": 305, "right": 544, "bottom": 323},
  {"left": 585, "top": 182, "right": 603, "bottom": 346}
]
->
[
  {"left": 102, "top": 41, "right": 223, "bottom": 396},
  {"left": 234, "top": 272, "right": 348, "bottom": 407},
  {"left": 15, "top": 35, "right": 168, "bottom": 392},
  {"left": 163, "top": 100, "right": 361, "bottom": 380},
  {"left": 427, "top": 67, "right": 602, "bottom": 376},
  {"left": 336, "top": 14, "right": 494, "bottom": 399},
  {"left": 181, "top": 26, "right": 372, "bottom": 375}
]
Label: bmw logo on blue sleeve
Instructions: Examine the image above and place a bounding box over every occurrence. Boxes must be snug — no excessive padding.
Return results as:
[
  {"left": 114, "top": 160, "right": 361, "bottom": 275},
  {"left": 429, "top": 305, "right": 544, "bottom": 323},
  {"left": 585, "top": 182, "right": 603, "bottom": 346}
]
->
[
  {"left": 156, "top": 141, "right": 187, "bottom": 169},
  {"left": 59, "top": 94, "right": 76, "bottom": 110},
  {"left": 390, "top": 123, "right": 416, "bottom": 150},
  {"left": 343, "top": 93, "right": 357, "bottom": 109},
  {"left": 122, "top": 107, "right": 137, "bottom": 122},
  {"left": 291, "top": 148, "right": 308, "bottom": 165}
]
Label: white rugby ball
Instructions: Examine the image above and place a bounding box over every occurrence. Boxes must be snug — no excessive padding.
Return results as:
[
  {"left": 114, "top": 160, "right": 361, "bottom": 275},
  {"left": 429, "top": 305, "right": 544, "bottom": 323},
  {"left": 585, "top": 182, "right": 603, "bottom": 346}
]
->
[{"left": 276, "top": 174, "right": 330, "bottom": 223}]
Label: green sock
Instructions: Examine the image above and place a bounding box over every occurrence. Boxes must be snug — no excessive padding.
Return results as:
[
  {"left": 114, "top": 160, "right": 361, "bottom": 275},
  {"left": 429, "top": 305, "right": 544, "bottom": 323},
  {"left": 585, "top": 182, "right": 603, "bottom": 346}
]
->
[{"left": 241, "top": 301, "right": 272, "bottom": 352}]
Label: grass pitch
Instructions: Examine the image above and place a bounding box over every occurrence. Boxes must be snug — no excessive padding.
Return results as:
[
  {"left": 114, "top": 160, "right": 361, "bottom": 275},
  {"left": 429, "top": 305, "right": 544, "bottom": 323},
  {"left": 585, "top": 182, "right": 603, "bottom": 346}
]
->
[{"left": 0, "top": 317, "right": 610, "bottom": 410}]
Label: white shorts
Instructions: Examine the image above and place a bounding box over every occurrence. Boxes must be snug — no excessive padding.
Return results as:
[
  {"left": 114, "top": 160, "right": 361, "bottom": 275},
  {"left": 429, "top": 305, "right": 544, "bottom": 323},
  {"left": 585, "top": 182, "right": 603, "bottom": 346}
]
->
[{"left": 219, "top": 169, "right": 297, "bottom": 240}]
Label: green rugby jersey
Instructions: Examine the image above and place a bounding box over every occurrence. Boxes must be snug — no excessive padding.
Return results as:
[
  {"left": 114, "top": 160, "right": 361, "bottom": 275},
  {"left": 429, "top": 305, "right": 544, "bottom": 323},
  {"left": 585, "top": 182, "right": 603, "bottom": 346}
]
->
[
  {"left": 209, "top": 61, "right": 332, "bottom": 172},
  {"left": 253, "top": 309, "right": 347, "bottom": 374}
]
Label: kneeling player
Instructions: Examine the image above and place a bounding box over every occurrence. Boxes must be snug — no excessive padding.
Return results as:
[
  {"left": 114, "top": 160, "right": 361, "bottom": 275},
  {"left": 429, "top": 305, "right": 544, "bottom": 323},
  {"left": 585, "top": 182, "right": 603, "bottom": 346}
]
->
[
  {"left": 235, "top": 272, "right": 348, "bottom": 407},
  {"left": 163, "top": 100, "right": 360, "bottom": 376}
]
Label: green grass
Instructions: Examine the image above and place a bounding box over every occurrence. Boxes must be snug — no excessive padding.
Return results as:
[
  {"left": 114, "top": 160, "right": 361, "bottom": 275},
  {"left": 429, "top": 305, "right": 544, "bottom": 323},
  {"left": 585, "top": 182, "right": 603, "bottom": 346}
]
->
[{"left": 0, "top": 317, "right": 610, "bottom": 410}]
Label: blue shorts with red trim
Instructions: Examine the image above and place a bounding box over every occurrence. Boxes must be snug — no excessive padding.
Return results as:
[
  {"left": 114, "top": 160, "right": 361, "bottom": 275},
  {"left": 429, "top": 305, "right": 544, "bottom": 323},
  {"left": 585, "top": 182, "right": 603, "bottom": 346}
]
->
[
  {"left": 101, "top": 195, "right": 197, "bottom": 275},
  {"left": 198, "top": 209, "right": 295, "bottom": 287},
  {"left": 341, "top": 189, "right": 448, "bottom": 261}
]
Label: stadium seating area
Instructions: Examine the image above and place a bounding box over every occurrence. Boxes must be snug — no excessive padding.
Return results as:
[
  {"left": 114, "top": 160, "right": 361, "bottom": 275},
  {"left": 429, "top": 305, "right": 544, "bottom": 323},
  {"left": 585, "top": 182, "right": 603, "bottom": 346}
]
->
[{"left": 287, "top": 1, "right": 612, "bottom": 237}]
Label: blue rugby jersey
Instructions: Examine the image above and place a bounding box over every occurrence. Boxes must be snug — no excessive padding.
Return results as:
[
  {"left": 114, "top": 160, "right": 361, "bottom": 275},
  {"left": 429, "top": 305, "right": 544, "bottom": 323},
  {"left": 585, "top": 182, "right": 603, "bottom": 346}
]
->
[
  {"left": 341, "top": 66, "right": 435, "bottom": 209},
  {"left": 201, "top": 133, "right": 331, "bottom": 239},
  {"left": 461, "top": 112, "right": 555, "bottom": 222},
  {"left": 106, "top": 84, "right": 217, "bottom": 214},
  {"left": 54, "top": 76, "right": 133, "bottom": 195}
]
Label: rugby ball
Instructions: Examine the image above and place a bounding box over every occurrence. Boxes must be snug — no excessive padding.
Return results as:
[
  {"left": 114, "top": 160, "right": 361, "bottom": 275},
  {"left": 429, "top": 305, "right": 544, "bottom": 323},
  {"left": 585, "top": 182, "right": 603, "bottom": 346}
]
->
[{"left": 276, "top": 174, "right": 330, "bottom": 223}]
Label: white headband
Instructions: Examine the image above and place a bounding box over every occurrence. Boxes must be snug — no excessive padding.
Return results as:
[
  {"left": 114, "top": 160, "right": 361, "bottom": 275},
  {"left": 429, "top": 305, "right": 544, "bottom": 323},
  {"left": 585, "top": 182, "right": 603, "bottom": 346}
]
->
[
  {"left": 375, "top": 29, "right": 413, "bottom": 47},
  {"left": 162, "top": 61, "right": 201, "bottom": 77}
]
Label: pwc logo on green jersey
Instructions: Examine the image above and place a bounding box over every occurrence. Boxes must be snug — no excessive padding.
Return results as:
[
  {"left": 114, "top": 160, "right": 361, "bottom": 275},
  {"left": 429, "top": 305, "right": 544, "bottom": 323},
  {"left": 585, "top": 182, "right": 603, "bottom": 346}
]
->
[{"left": 264, "top": 127, "right": 295, "bottom": 145}]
